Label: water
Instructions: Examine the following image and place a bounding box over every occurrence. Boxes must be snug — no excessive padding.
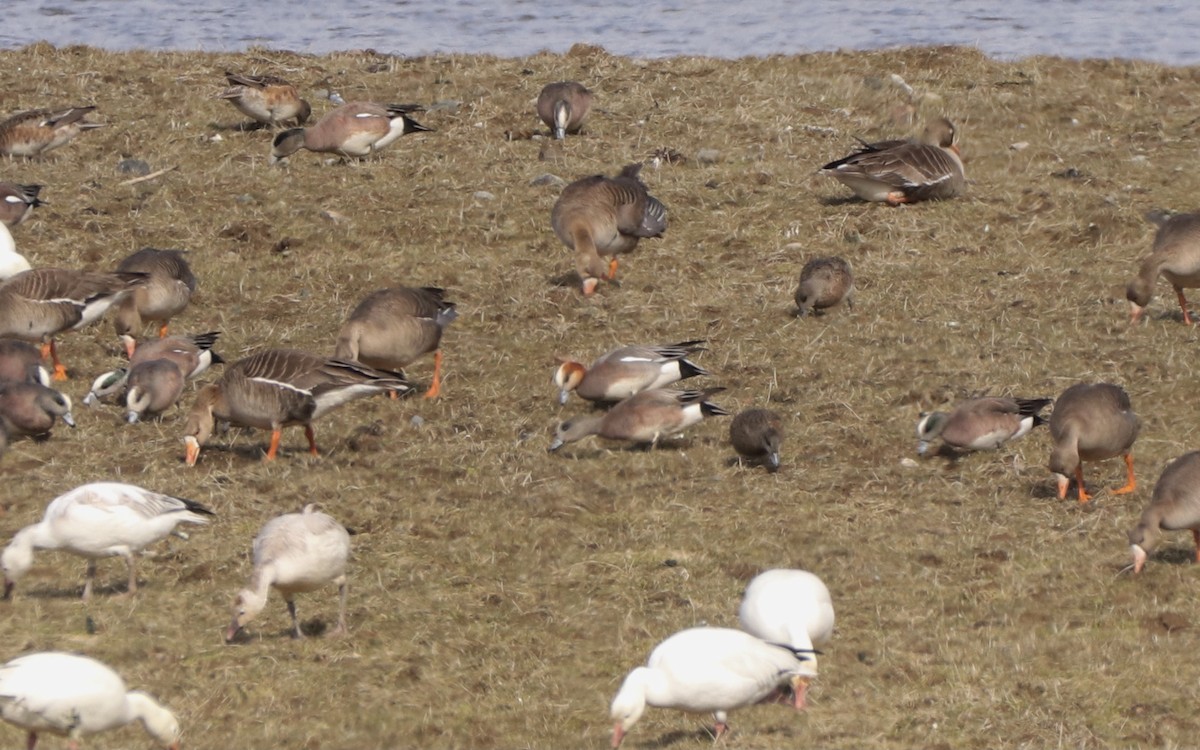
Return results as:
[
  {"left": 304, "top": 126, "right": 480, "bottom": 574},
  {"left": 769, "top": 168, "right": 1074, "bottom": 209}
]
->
[{"left": 3, "top": 0, "right": 1200, "bottom": 65}]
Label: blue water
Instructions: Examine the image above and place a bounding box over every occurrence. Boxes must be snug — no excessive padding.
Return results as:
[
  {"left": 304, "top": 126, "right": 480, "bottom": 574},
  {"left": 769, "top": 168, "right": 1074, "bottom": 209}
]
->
[{"left": 3, "top": 0, "right": 1200, "bottom": 64}]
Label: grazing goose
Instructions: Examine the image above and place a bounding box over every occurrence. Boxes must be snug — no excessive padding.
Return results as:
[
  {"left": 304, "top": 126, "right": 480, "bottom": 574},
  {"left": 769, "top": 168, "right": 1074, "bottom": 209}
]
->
[
  {"left": 610, "top": 627, "right": 813, "bottom": 747},
  {"left": 226, "top": 504, "right": 350, "bottom": 641},
  {"left": 270, "top": 101, "right": 431, "bottom": 163},
  {"left": 123, "top": 359, "right": 186, "bottom": 423},
  {"left": 0, "top": 222, "right": 31, "bottom": 280},
  {"left": 549, "top": 387, "right": 729, "bottom": 451},
  {"left": 738, "top": 569, "right": 835, "bottom": 709},
  {"left": 1, "top": 482, "right": 213, "bottom": 600},
  {"left": 820, "top": 117, "right": 965, "bottom": 204},
  {"left": 0, "top": 652, "right": 180, "bottom": 750},
  {"left": 553, "top": 340, "right": 708, "bottom": 405},
  {"left": 85, "top": 332, "right": 222, "bottom": 406},
  {"left": 729, "top": 408, "right": 784, "bottom": 470},
  {"left": 333, "top": 286, "right": 457, "bottom": 399},
  {"left": 183, "top": 348, "right": 411, "bottom": 465},
  {"left": 220, "top": 71, "right": 311, "bottom": 127},
  {"left": 0, "top": 106, "right": 104, "bottom": 158},
  {"left": 0, "top": 339, "right": 49, "bottom": 385},
  {"left": 551, "top": 163, "right": 668, "bottom": 295},
  {"left": 0, "top": 183, "right": 44, "bottom": 228},
  {"left": 0, "top": 268, "right": 146, "bottom": 380},
  {"left": 1129, "top": 451, "right": 1200, "bottom": 573},
  {"left": 794, "top": 256, "right": 855, "bottom": 316},
  {"left": 537, "top": 81, "right": 593, "bottom": 139},
  {"left": 916, "top": 397, "right": 1052, "bottom": 456},
  {"left": 1126, "top": 212, "right": 1200, "bottom": 324},
  {"left": 0, "top": 382, "right": 74, "bottom": 439},
  {"left": 111, "top": 248, "right": 197, "bottom": 341},
  {"left": 1049, "top": 383, "right": 1140, "bottom": 503}
]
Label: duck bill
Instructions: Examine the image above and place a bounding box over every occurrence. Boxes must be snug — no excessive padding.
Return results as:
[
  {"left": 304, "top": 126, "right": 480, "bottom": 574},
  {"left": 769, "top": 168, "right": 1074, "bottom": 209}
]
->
[
  {"left": 791, "top": 675, "right": 811, "bottom": 710},
  {"left": 547, "top": 438, "right": 565, "bottom": 453},
  {"left": 1129, "top": 301, "right": 1145, "bottom": 324},
  {"left": 557, "top": 389, "right": 569, "bottom": 406},
  {"left": 611, "top": 724, "right": 625, "bottom": 748},
  {"left": 225, "top": 618, "right": 242, "bottom": 643},
  {"left": 1054, "top": 472, "right": 1070, "bottom": 500},
  {"left": 1131, "top": 544, "right": 1148, "bottom": 574},
  {"left": 916, "top": 440, "right": 930, "bottom": 456},
  {"left": 61, "top": 412, "right": 76, "bottom": 428},
  {"left": 184, "top": 436, "right": 201, "bottom": 466}
]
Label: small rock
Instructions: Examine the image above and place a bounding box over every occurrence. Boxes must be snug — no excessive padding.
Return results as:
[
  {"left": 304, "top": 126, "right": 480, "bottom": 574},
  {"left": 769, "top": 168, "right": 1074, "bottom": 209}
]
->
[
  {"left": 410, "top": 415, "right": 425, "bottom": 428},
  {"left": 696, "top": 148, "right": 721, "bottom": 164},
  {"left": 900, "top": 457, "right": 919, "bottom": 468},
  {"left": 1009, "top": 141, "right": 1029, "bottom": 151},
  {"left": 428, "top": 100, "right": 461, "bottom": 113},
  {"left": 117, "top": 158, "right": 151, "bottom": 176},
  {"left": 234, "top": 194, "right": 256, "bottom": 205},
  {"left": 320, "top": 209, "right": 347, "bottom": 223},
  {"left": 473, "top": 191, "right": 496, "bottom": 201},
  {"left": 529, "top": 173, "right": 566, "bottom": 188}
]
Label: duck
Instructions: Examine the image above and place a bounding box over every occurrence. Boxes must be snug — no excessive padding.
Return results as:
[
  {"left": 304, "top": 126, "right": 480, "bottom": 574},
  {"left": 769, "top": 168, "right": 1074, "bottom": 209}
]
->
[
  {"left": 219, "top": 71, "right": 311, "bottom": 127},
  {"left": 738, "top": 569, "right": 835, "bottom": 709},
  {"left": 1126, "top": 212, "right": 1200, "bottom": 324},
  {"left": 226, "top": 504, "right": 350, "bottom": 641},
  {"left": 794, "top": 256, "right": 854, "bottom": 316},
  {"left": 553, "top": 340, "right": 708, "bottom": 405},
  {"left": 537, "top": 81, "right": 593, "bottom": 139},
  {"left": 123, "top": 358, "right": 185, "bottom": 423},
  {"left": 0, "top": 183, "right": 44, "bottom": 228},
  {"left": 551, "top": 163, "right": 668, "bottom": 295},
  {"left": 0, "top": 382, "right": 74, "bottom": 439},
  {"left": 111, "top": 248, "right": 197, "bottom": 341},
  {"left": 549, "top": 387, "right": 729, "bottom": 451},
  {"left": 0, "top": 106, "right": 104, "bottom": 158},
  {"left": 1048, "top": 382, "right": 1140, "bottom": 503},
  {"left": 916, "top": 397, "right": 1052, "bottom": 456},
  {"left": 729, "top": 408, "right": 784, "bottom": 470},
  {"left": 820, "top": 117, "right": 965, "bottom": 205},
  {"left": 610, "top": 627, "right": 814, "bottom": 747},
  {"left": 183, "top": 348, "right": 411, "bottom": 465},
  {"left": 270, "top": 101, "right": 431, "bottom": 163},
  {"left": 0, "top": 222, "right": 32, "bottom": 280},
  {"left": 1, "top": 482, "right": 213, "bottom": 600},
  {"left": 0, "top": 339, "right": 49, "bottom": 386},
  {"left": 0, "top": 652, "right": 180, "bottom": 750},
  {"left": 333, "top": 286, "right": 457, "bottom": 399},
  {"left": 84, "top": 331, "right": 223, "bottom": 406},
  {"left": 1129, "top": 451, "right": 1200, "bottom": 573}
]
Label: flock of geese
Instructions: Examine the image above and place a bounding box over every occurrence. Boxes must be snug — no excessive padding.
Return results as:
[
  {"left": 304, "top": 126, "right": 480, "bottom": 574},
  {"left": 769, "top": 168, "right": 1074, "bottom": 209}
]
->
[{"left": 0, "top": 64, "right": 1198, "bottom": 749}]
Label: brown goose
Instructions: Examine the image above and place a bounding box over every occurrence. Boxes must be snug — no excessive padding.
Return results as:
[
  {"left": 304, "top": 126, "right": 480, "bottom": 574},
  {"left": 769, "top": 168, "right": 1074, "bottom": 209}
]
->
[
  {"left": 183, "top": 348, "right": 411, "bottom": 465},
  {"left": 1048, "top": 383, "right": 1140, "bottom": 503},
  {"left": 111, "top": 248, "right": 197, "bottom": 342},
  {"left": 0, "top": 106, "right": 104, "bottom": 158},
  {"left": 220, "top": 71, "right": 311, "bottom": 127},
  {"left": 0, "top": 183, "right": 44, "bottom": 228},
  {"left": 551, "top": 163, "right": 668, "bottom": 295},
  {"left": 124, "top": 358, "right": 185, "bottom": 423},
  {"left": 537, "top": 81, "right": 593, "bottom": 139},
  {"left": 553, "top": 340, "right": 708, "bottom": 405},
  {"left": 0, "top": 339, "right": 49, "bottom": 385},
  {"left": 270, "top": 101, "right": 431, "bottom": 163},
  {"left": 1126, "top": 213, "right": 1200, "bottom": 324},
  {"left": 916, "top": 397, "right": 1052, "bottom": 456},
  {"left": 0, "top": 269, "right": 146, "bottom": 380},
  {"left": 1129, "top": 451, "right": 1200, "bottom": 573},
  {"left": 820, "top": 117, "right": 965, "bottom": 205},
  {"left": 85, "top": 332, "right": 223, "bottom": 406},
  {"left": 549, "top": 387, "right": 729, "bottom": 451},
  {"left": 333, "top": 286, "right": 457, "bottom": 399},
  {"left": 0, "top": 381, "right": 75, "bottom": 439},
  {"left": 794, "top": 257, "right": 855, "bottom": 316},
  {"left": 729, "top": 408, "right": 784, "bottom": 470}
]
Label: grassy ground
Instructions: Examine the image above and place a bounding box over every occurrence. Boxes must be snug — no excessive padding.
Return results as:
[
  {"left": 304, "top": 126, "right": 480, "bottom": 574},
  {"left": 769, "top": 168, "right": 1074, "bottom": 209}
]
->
[{"left": 0, "top": 42, "right": 1199, "bottom": 749}]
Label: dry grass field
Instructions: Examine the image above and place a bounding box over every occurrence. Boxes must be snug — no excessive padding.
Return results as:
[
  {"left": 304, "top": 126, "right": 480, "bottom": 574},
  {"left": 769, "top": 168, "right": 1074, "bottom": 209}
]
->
[{"left": 2, "top": 41, "right": 1200, "bottom": 749}]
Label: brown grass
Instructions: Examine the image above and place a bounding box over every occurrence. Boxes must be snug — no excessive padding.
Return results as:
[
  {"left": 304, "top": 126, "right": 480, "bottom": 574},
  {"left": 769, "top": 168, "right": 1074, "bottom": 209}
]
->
[{"left": 0, "top": 42, "right": 1199, "bottom": 749}]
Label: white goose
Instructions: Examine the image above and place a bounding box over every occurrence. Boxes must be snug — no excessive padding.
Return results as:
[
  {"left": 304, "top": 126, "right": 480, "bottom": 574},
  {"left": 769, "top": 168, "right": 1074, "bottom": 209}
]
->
[
  {"left": 738, "top": 569, "right": 835, "bottom": 709},
  {"left": 0, "top": 652, "right": 180, "bottom": 750},
  {"left": 226, "top": 504, "right": 351, "bottom": 641},
  {"left": 1, "top": 482, "right": 215, "bottom": 600},
  {"left": 610, "top": 627, "right": 813, "bottom": 747},
  {"left": 0, "top": 222, "right": 31, "bottom": 281}
]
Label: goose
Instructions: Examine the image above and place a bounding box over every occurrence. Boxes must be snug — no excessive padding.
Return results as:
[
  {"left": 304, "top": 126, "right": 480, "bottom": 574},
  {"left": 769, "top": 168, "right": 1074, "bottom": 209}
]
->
[
  {"left": 916, "top": 397, "right": 1052, "bottom": 456},
  {"left": 1049, "top": 382, "right": 1140, "bottom": 503},
  {"left": 738, "top": 569, "right": 835, "bottom": 709},
  {"left": 219, "top": 71, "right": 311, "bottom": 127},
  {"left": 549, "top": 387, "right": 729, "bottom": 451},
  {"left": 551, "top": 163, "right": 667, "bottom": 295},
  {"left": 333, "top": 286, "right": 457, "bottom": 399},
  {"left": 729, "top": 408, "right": 784, "bottom": 470},
  {"left": 0, "top": 182, "right": 44, "bottom": 228},
  {"left": 226, "top": 504, "right": 350, "bottom": 641},
  {"left": 794, "top": 256, "right": 854, "bottom": 316},
  {"left": 183, "top": 348, "right": 411, "bottom": 465},
  {"left": 1129, "top": 451, "right": 1200, "bottom": 573},
  {"left": 111, "top": 248, "right": 197, "bottom": 341},
  {"left": 270, "top": 101, "right": 431, "bottom": 163},
  {"left": 1, "top": 482, "right": 213, "bottom": 600},
  {"left": 1126, "top": 212, "right": 1200, "bottom": 324},
  {"left": 553, "top": 340, "right": 708, "bottom": 405},
  {"left": 124, "top": 359, "right": 185, "bottom": 423},
  {"left": 537, "top": 81, "right": 593, "bottom": 139},
  {"left": 820, "top": 117, "right": 965, "bottom": 204},
  {"left": 0, "top": 652, "right": 180, "bottom": 750},
  {"left": 610, "top": 627, "right": 813, "bottom": 747},
  {"left": 0, "top": 222, "right": 31, "bottom": 280},
  {"left": 0, "top": 339, "right": 49, "bottom": 386},
  {"left": 0, "top": 382, "right": 74, "bottom": 439},
  {"left": 84, "top": 331, "right": 222, "bottom": 406},
  {"left": 0, "top": 106, "right": 104, "bottom": 158}
]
